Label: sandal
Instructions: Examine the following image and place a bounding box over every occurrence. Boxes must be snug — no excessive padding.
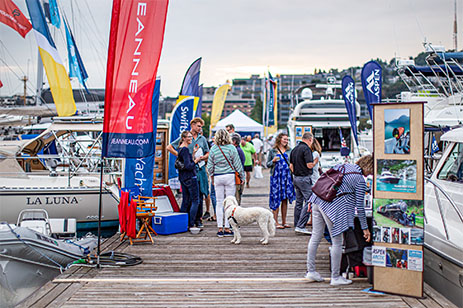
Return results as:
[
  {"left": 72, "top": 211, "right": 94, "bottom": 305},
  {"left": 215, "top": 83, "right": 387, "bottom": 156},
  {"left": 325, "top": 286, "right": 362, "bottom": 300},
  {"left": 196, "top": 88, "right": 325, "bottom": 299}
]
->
[
  {"left": 284, "top": 224, "right": 291, "bottom": 228},
  {"left": 276, "top": 225, "right": 285, "bottom": 229}
]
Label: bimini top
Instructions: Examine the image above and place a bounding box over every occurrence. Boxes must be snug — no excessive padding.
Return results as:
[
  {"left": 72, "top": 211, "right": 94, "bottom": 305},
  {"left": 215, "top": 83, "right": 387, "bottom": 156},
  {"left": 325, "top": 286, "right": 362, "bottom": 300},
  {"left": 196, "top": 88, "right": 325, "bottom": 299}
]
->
[
  {"left": 404, "top": 65, "right": 463, "bottom": 77},
  {"left": 433, "top": 52, "right": 463, "bottom": 61},
  {"left": 440, "top": 126, "right": 463, "bottom": 143}
]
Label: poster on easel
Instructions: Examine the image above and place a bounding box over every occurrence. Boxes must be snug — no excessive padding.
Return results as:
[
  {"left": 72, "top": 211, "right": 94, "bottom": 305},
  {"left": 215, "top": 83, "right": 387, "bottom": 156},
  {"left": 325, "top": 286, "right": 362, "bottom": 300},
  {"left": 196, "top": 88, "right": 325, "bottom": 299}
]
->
[
  {"left": 372, "top": 102, "right": 424, "bottom": 298},
  {"left": 295, "top": 126, "right": 312, "bottom": 144}
]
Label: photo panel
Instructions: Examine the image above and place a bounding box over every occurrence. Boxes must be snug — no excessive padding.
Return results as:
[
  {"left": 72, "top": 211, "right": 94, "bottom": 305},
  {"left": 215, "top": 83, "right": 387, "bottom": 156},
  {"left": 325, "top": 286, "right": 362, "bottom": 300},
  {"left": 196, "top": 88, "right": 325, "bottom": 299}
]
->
[
  {"left": 384, "top": 108, "right": 410, "bottom": 154},
  {"left": 376, "top": 159, "right": 417, "bottom": 193},
  {"left": 373, "top": 198, "right": 423, "bottom": 245},
  {"left": 400, "top": 228, "right": 411, "bottom": 245},
  {"left": 386, "top": 248, "right": 408, "bottom": 269}
]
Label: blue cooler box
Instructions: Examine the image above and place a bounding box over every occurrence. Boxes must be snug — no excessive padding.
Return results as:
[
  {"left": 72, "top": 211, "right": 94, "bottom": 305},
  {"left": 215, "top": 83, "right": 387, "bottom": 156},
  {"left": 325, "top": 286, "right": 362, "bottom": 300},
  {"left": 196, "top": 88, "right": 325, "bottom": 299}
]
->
[{"left": 152, "top": 212, "right": 188, "bottom": 235}]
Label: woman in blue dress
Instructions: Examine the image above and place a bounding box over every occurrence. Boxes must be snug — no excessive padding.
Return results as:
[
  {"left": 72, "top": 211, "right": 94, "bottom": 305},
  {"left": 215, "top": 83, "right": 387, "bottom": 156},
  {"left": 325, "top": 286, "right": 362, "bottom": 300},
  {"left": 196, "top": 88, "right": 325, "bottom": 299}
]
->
[{"left": 266, "top": 133, "right": 295, "bottom": 229}]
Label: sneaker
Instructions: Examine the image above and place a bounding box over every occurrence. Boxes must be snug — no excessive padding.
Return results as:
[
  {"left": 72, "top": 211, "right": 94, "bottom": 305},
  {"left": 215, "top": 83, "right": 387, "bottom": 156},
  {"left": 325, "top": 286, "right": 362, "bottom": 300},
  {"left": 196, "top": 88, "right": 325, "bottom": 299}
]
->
[
  {"left": 224, "top": 230, "right": 234, "bottom": 237},
  {"left": 304, "top": 271, "right": 324, "bottom": 282},
  {"left": 217, "top": 231, "right": 224, "bottom": 237},
  {"left": 202, "top": 212, "right": 211, "bottom": 220},
  {"left": 196, "top": 222, "right": 204, "bottom": 228},
  {"left": 295, "top": 227, "right": 312, "bottom": 235},
  {"left": 330, "top": 276, "right": 352, "bottom": 286}
]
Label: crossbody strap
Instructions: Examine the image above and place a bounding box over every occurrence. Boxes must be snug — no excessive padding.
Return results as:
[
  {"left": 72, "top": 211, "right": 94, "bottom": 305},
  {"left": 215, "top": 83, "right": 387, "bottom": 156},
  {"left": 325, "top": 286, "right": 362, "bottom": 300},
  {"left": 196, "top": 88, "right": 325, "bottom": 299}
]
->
[
  {"left": 217, "top": 145, "right": 237, "bottom": 173},
  {"left": 276, "top": 147, "right": 293, "bottom": 174}
]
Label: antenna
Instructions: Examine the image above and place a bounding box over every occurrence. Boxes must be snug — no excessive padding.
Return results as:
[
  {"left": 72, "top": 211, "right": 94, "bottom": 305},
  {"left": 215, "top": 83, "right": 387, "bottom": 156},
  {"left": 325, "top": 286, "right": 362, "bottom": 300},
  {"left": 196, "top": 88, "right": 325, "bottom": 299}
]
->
[
  {"left": 21, "top": 75, "right": 28, "bottom": 106},
  {"left": 454, "top": 0, "right": 458, "bottom": 50}
]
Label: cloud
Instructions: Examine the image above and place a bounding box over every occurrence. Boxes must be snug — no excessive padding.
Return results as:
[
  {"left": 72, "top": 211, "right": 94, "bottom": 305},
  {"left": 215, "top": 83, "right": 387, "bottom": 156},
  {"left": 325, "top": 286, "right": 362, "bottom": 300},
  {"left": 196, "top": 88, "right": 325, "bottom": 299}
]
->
[{"left": 0, "top": 0, "right": 456, "bottom": 98}]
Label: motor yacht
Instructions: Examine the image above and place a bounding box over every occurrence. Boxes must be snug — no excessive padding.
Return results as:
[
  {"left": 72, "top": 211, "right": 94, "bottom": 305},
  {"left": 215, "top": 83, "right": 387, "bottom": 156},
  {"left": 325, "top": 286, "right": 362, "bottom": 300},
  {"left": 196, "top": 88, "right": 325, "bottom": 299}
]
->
[
  {"left": 424, "top": 126, "right": 463, "bottom": 308},
  {"left": 378, "top": 171, "right": 401, "bottom": 184},
  {"left": 287, "top": 82, "right": 361, "bottom": 168}
]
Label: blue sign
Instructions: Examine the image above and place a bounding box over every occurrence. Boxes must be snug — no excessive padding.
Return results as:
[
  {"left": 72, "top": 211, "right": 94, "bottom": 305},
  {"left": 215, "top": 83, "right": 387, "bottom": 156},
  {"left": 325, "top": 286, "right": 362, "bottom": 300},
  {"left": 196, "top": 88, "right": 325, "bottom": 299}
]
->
[
  {"left": 124, "top": 80, "right": 161, "bottom": 196},
  {"left": 168, "top": 97, "right": 196, "bottom": 180},
  {"left": 342, "top": 75, "right": 358, "bottom": 145},
  {"left": 361, "top": 61, "right": 382, "bottom": 120},
  {"left": 267, "top": 73, "right": 276, "bottom": 126}
]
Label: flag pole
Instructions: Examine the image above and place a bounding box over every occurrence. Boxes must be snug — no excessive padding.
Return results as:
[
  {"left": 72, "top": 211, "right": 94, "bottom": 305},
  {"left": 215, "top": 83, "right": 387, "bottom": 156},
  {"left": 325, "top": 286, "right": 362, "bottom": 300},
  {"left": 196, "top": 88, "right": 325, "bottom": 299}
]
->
[{"left": 97, "top": 157, "right": 104, "bottom": 268}]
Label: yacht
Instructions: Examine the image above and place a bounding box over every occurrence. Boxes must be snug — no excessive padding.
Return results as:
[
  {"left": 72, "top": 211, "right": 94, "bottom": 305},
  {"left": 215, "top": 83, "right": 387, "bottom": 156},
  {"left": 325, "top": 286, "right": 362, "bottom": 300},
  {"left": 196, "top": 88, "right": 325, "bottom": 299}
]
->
[
  {"left": 0, "top": 117, "right": 122, "bottom": 234},
  {"left": 287, "top": 82, "right": 361, "bottom": 168},
  {"left": 396, "top": 44, "right": 463, "bottom": 307},
  {"left": 424, "top": 126, "right": 463, "bottom": 308},
  {"left": 378, "top": 171, "right": 400, "bottom": 184}
]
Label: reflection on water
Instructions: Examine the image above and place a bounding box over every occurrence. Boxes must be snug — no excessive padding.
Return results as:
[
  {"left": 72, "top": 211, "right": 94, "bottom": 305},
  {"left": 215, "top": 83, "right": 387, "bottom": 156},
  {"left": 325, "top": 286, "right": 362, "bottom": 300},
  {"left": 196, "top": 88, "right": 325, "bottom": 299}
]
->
[{"left": 377, "top": 179, "right": 417, "bottom": 193}]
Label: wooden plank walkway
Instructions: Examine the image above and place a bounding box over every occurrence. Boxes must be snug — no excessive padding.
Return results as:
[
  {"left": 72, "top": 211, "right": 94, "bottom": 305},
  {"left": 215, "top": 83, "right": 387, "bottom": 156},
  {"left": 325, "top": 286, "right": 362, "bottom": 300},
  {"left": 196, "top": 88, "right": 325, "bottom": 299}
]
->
[{"left": 20, "top": 169, "right": 456, "bottom": 307}]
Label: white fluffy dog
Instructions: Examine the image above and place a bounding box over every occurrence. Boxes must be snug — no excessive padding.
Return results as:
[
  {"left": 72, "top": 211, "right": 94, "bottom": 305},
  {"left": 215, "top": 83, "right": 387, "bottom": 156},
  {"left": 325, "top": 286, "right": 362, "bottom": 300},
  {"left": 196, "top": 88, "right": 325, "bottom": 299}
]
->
[{"left": 223, "top": 196, "right": 276, "bottom": 245}]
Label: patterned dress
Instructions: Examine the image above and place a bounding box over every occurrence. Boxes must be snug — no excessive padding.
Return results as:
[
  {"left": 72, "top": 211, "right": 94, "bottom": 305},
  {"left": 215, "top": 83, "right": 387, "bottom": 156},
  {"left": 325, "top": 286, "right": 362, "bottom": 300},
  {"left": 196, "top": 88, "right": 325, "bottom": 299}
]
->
[{"left": 269, "top": 152, "right": 296, "bottom": 210}]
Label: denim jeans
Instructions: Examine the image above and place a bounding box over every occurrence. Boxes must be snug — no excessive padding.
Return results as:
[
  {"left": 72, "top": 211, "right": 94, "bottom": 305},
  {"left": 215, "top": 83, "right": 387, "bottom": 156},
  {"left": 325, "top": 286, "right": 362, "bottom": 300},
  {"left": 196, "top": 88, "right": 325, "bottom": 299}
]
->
[
  {"left": 210, "top": 183, "right": 217, "bottom": 213},
  {"left": 306, "top": 203, "right": 343, "bottom": 278},
  {"left": 180, "top": 176, "right": 200, "bottom": 228}
]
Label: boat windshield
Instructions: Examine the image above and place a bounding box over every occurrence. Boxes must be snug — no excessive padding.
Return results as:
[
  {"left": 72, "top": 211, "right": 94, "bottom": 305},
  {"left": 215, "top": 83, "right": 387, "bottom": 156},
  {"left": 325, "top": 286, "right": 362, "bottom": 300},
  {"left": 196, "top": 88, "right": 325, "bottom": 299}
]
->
[{"left": 437, "top": 142, "right": 463, "bottom": 183}]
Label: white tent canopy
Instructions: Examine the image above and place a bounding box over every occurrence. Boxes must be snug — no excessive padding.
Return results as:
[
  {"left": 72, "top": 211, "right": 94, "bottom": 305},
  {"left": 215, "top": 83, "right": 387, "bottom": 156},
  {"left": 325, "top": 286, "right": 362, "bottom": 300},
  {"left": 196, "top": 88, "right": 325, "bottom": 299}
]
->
[{"left": 212, "top": 110, "right": 264, "bottom": 135}]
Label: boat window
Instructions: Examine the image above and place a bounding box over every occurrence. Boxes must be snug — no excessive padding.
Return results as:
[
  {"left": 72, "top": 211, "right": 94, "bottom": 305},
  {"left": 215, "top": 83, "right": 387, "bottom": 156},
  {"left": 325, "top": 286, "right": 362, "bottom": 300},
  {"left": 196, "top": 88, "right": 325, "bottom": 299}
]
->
[{"left": 437, "top": 143, "right": 463, "bottom": 183}]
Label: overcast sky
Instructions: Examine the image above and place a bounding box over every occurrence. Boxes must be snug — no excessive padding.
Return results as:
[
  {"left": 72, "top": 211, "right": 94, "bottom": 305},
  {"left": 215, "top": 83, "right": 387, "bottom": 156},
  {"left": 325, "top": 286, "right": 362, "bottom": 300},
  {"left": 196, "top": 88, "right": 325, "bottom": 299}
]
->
[{"left": 0, "top": 0, "right": 458, "bottom": 98}]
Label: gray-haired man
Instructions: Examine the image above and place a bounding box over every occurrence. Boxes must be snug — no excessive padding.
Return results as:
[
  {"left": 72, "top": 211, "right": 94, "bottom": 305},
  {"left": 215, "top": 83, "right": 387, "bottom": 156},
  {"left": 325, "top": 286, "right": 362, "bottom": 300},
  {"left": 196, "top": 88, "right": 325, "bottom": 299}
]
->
[{"left": 289, "top": 132, "right": 316, "bottom": 235}]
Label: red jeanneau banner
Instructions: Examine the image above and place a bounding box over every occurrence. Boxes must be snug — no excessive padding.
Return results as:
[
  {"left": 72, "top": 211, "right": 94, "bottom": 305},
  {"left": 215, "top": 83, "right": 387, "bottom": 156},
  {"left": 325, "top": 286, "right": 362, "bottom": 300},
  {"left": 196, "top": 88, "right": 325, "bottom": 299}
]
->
[
  {"left": 0, "top": 0, "right": 32, "bottom": 38},
  {"left": 102, "top": 0, "right": 168, "bottom": 158}
]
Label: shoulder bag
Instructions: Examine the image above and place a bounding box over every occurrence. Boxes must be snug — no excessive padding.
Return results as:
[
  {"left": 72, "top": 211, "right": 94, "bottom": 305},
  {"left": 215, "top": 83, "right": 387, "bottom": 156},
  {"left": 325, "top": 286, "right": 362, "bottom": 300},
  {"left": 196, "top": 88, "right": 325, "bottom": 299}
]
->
[
  {"left": 217, "top": 145, "right": 243, "bottom": 185},
  {"left": 174, "top": 149, "right": 185, "bottom": 170},
  {"left": 312, "top": 165, "right": 361, "bottom": 202}
]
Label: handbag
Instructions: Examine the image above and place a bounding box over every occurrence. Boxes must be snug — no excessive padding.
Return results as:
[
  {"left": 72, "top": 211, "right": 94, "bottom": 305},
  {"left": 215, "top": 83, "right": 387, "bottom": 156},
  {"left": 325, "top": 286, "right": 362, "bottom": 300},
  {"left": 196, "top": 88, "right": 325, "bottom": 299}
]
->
[
  {"left": 343, "top": 228, "right": 361, "bottom": 254},
  {"left": 217, "top": 145, "right": 243, "bottom": 185},
  {"left": 254, "top": 165, "right": 263, "bottom": 179},
  {"left": 174, "top": 156, "right": 185, "bottom": 170},
  {"left": 312, "top": 165, "right": 361, "bottom": 202}
]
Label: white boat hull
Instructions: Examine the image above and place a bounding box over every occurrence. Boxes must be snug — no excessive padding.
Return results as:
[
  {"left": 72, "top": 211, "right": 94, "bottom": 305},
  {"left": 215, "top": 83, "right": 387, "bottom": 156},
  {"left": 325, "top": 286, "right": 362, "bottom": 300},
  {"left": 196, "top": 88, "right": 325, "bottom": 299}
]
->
[{"left": 0, "top": 176, "right": 120, "bottom": 229}]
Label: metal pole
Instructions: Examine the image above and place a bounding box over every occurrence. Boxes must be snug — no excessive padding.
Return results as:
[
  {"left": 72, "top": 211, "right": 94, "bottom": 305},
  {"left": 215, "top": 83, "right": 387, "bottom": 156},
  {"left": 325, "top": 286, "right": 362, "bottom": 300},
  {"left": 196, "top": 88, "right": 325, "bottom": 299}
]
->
[{"left": 97, "top": 158, "right": 104, "bottom": 268}]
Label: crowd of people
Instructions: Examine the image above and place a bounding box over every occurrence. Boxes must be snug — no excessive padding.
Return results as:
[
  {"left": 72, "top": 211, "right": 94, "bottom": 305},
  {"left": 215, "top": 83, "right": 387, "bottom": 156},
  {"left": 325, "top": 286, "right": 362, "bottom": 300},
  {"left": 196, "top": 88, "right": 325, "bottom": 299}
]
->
[{"left": 168, "top": 119, "right": 372, "bottom": 286}]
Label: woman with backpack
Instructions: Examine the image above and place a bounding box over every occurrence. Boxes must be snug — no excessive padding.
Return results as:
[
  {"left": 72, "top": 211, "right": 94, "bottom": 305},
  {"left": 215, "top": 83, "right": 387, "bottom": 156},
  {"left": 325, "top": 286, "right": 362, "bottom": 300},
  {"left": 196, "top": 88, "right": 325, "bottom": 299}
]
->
[
  {"left": 304, "top": 155, "right": 372, "bottom": 286},
  {"left": 177, "top": 131, "right": 201, "bottom": 229},
  {"left": 266, "top": 133, "right": 295, "bottom": 229}
]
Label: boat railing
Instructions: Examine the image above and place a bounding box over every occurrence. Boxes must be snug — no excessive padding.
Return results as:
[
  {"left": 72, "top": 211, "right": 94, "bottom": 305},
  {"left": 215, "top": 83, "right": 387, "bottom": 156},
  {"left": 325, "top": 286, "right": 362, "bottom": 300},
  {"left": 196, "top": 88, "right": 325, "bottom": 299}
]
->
[
  {"left": 425, "top": 176, "right": 463, "bottom": 241},
  {"left": 0, "top": 155, "right": 123, "bottom": 181}
]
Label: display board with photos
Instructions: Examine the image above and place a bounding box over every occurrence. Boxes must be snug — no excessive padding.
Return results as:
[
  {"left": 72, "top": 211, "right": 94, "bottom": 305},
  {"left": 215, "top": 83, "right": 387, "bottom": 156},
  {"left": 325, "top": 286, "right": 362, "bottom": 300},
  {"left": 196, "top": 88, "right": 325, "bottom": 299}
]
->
[
  {"left": 372, "top": 102, "right": 424, "bottom": 298},
  {"left": 295, "top": 126, "right": 312, "bottom": 143},
  {"left": 373, "top": 102, "right": 424, "bottom": 200}
]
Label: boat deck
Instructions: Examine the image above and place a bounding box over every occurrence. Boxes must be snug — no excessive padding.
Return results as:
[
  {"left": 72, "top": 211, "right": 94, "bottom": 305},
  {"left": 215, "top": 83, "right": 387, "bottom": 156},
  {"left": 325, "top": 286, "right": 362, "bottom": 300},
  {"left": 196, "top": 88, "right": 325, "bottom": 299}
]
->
[{"left": 19, "top": 170, "right": 457, "bottom": 307}]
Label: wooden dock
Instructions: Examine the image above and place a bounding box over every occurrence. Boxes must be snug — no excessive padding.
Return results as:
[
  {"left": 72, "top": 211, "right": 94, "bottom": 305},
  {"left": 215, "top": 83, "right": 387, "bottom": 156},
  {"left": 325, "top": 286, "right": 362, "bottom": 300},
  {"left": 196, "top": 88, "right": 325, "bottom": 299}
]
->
[{"left": 20, "top": 170, "right": 456, "bottom": 307}]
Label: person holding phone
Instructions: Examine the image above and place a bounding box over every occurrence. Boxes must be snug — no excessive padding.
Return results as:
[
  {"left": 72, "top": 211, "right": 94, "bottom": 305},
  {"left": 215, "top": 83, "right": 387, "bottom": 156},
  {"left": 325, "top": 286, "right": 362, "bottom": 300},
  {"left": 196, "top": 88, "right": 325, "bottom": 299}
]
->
[
  {"left": 167, "top": 118, "right": 210, "bottom": 228},
  {"left": 177, "top": 131, "right": 201, "bottom": 228}
]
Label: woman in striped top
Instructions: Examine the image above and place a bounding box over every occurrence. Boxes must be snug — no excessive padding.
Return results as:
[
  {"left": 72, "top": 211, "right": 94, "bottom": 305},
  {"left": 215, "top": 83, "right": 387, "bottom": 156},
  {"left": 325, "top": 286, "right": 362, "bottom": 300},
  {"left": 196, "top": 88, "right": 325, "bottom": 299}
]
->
[
  {"left": 304, "top": 155, "right": 373, "bottom": 286},
  {"left": 207, "top": 129, "right": 245, "bottom": 237}
]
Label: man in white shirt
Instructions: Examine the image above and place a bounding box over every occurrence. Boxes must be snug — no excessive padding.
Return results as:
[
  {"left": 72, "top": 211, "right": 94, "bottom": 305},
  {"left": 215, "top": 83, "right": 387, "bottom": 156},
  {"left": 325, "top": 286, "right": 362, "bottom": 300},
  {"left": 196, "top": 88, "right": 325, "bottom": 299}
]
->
[{"left": 252, "top": 134, "right": 263, "bottom": 165}]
